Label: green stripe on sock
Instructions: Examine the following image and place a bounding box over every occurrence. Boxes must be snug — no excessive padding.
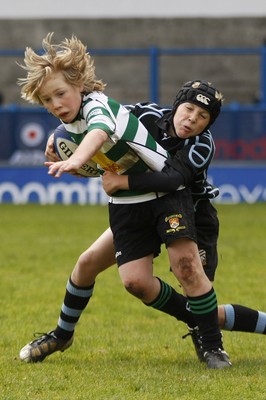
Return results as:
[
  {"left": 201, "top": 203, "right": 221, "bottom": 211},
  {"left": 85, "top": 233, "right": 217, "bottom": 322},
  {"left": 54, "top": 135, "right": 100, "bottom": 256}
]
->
[
  {"left": 188, "top": 291, "right": 216, "bottom": 306},
  {"left": 188, "top": 292, "right": 218, "bottom": 315},
  {"left": 149, "top": 281, "right": 172, "bottom": 310}
]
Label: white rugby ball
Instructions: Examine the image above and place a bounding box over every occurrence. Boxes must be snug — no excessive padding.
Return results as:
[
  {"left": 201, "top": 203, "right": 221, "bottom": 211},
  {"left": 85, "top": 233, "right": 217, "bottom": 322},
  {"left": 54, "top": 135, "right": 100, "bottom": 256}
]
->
[{"left": 53, "top": 125, "right": 100, "bottom": 177}]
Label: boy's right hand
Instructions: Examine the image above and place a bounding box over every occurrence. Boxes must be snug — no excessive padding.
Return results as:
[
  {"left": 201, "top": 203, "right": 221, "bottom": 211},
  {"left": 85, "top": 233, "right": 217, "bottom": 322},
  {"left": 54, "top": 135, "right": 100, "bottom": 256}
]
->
[{"left": 45, "top": 133, "right": 61, "bottom": 162}]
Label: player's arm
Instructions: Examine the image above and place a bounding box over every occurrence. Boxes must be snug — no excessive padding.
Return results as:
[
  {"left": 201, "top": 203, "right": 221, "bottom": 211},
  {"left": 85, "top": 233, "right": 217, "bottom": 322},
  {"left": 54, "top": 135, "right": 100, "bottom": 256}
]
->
[
  {"left": 102, "top": 132, "right": 214, "bottom": 194},
  {"left": 45, "top": 129, "right": 108, "bottom": 178},
  {"left": 128, "top": 164, "right": 187, "bottom": 192},
  {"left": 102, "top": 165, "right": 185, "bottom": 196},
  {"left": 129, "top": 131, "right": 215, "bottom": 191}
]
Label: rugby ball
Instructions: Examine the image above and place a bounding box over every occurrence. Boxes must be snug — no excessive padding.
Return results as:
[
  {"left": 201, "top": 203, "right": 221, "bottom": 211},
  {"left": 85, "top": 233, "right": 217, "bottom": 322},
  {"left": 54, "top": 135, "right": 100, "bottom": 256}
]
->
[{"left": 53, "top": 125, "right": 100, "bottom": 177}]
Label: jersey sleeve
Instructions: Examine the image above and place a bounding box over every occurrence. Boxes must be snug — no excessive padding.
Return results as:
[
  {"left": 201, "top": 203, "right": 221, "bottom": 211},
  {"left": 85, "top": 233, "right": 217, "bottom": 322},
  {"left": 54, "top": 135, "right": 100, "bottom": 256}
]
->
[
  {"left": 128, "top": 131, "right": 215, "bottom": 192},
  {"left": 125, "top": 102, "right": 169, "bottom": 128},
  {"left": 83, "top": 98, "right": 116, "bottom": 135},
  {"left": 128, "top": 164, "right": 186, "bottom": 192},
  {"left": 166, "top": 131, "right": 215, "bottom": 178}
]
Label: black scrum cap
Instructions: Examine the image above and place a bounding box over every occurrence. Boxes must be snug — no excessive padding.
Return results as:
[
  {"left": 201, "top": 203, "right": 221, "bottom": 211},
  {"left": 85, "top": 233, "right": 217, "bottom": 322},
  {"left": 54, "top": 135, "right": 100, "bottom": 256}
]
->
[{"left": 172, "top": 80, "right": 223, "bottom": 128}]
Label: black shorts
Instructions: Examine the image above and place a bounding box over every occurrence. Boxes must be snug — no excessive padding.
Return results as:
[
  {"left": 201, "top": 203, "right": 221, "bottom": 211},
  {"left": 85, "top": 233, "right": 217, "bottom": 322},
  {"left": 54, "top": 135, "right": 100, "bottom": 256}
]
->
[
  {"left": 194, "top": 199, "right": 219, "bottom": 281},
  {"left": 109, "top": 189, "right": 196, "bottom": 267}
]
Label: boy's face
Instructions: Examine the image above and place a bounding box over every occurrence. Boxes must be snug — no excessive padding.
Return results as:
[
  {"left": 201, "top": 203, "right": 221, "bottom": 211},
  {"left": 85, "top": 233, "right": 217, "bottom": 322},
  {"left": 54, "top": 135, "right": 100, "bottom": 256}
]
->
[
  {"left": 38, "top": 72, "right": 83, "bottom": 123},
  {"left": 172, "top": 102, "right": 211, "bottom": 139}
]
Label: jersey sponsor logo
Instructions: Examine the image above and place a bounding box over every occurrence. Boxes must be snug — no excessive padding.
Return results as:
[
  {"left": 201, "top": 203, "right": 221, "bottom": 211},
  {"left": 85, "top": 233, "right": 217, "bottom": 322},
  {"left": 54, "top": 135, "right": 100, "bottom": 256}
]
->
[
  {"left": 196, "top": 94, "right": 210, "bottom": 105},
  {"left": 88, "top": 108, "right": 103, "bottom": 118},
  {"left": 92, "top": 152, "right": 122, "bottom": 172}
]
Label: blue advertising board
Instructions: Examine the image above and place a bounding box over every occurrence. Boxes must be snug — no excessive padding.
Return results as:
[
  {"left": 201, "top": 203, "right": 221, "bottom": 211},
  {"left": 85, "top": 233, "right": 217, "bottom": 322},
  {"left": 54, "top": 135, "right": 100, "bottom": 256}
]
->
[
  {"left": 211, "top": 106, "right": 266, "bottom": 161},
  {"left": 0, "top": 107, "right": 58, "bottom": 165},
  {"left": 0, "top": 165, "right": 265, "bottom": 204},
  {"left": 208, "top": 164, "right": 266, "bottom": 203},
  {"left": 0, "top": 106, "right": 265, "bottom": 204},
  {"left": 0, "top": 166, "right": 108, "bottom": 205},
  {"left": 0, "top": 105, "right": 266, "bottom": 164}
]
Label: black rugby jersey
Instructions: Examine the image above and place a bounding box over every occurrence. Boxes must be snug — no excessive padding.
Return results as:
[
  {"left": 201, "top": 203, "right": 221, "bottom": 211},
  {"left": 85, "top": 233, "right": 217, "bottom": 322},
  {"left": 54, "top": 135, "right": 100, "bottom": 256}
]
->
[{"left": 126, "top": 102, "right": 219, "bottom": 203}]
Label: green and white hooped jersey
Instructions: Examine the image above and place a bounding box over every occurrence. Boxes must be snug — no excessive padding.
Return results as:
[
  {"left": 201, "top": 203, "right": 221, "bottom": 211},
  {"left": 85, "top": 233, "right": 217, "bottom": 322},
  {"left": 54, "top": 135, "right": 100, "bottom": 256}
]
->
[{"left": 62, "top": 92, "right": 171, "bottom": 204}]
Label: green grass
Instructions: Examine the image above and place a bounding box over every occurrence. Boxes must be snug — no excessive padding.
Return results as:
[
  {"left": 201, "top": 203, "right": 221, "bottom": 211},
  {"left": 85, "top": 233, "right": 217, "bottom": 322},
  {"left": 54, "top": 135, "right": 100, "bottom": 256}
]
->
[{"left": 1, "top": 203, "right": 266, "bottom": 400}]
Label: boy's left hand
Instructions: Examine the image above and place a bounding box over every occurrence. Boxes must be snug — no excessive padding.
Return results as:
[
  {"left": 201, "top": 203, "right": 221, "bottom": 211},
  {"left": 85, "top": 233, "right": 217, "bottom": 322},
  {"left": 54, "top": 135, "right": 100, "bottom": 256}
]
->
[
  {"left": 102, "top": 171, "right": 129, "bottom": 195},
  {"left": 45, "top": 159, "right": 83, "bottom": 178}
]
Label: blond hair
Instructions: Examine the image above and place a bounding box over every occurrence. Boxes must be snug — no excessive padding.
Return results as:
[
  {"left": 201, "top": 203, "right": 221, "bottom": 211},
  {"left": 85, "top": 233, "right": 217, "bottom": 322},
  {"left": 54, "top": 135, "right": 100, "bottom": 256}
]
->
[{"left": 18, "top": 33, "right": 106, "bottom": 105}]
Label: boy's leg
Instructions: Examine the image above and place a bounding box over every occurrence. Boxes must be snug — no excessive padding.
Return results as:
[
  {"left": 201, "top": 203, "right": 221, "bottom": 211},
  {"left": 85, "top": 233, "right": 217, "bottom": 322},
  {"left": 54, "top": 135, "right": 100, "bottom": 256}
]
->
[
  {"left": 167, "top": 239, "right": 231, "bottom": 366},
  {"left": 19, "top": 229, "right": 116, "bottom": 363},
  {"left": 222, "top": 304, "right": 266, "bottom": 334}
]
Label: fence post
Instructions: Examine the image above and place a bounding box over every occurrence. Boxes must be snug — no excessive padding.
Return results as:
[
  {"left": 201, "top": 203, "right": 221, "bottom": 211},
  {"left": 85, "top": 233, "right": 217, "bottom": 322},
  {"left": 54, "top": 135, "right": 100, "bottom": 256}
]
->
[
  {"left": 260, "top": 44, "right": 266, "bottom": 105},
  {"left": 149, "top": 47, "right": 159, "bottom": 103}
]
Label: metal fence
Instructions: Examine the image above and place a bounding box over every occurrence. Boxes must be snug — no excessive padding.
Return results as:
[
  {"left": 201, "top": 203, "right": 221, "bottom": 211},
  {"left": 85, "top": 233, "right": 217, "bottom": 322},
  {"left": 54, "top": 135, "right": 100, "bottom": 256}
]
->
[
  {"left": 1, "top": 46, "right": 266, "bottom": 164},
  {"left": 2, "top": 45, "right": 266, "bottom": 104}
]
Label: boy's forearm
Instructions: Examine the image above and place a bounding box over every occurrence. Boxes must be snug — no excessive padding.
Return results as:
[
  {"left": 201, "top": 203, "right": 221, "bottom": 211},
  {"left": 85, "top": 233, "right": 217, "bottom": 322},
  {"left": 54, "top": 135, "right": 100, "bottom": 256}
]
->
[
  {"left": 128, "top": 168, "right": 185, "bottom": 192},
  {"left": 72, "top": 129, "right": 108, "bottom": 164}
]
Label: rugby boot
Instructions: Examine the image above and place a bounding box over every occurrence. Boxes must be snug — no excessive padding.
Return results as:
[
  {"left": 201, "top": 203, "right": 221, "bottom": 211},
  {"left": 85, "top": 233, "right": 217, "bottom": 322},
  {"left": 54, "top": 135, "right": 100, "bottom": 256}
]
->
[
  {"left": 19, "top": 330, "right": 73, "bottom": 362},
  {"left": 183, "top": 326, "right": 205, "bottom": 362},
  {"left": 203, "top": 348, "right": 232, "bottom": 369}
]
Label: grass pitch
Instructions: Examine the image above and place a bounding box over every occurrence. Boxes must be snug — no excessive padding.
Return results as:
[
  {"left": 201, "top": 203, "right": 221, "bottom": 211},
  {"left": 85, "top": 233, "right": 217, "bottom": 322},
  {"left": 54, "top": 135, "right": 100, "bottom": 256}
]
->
[{"left": 1, "top": 203, "right": 266, "bottom": 399}]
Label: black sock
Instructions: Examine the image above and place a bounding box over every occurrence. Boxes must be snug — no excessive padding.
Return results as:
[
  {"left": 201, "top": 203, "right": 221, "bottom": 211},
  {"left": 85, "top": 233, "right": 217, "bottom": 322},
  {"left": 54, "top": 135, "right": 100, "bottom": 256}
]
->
[
  {"left": 54, "top": 277, "right": 94, "bottom": 340},
  {"left": 224, "top": 304, "right": 266, "bottom": 334},
  {"left": 187, "top": 288, "right": 222, "bottom": 351},
  {"left": 144, "top": 278, "right": 195, "bottom": 327}
]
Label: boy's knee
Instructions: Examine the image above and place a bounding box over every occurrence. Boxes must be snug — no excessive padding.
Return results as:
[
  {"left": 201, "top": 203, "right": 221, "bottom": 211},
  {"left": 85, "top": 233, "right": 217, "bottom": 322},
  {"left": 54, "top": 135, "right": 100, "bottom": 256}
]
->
[
  {"left": 122, "top": 277, "right": 147, "bottom": 299},
  {"left": 172, "top": 254, "right": 203, "bottom": 285}
]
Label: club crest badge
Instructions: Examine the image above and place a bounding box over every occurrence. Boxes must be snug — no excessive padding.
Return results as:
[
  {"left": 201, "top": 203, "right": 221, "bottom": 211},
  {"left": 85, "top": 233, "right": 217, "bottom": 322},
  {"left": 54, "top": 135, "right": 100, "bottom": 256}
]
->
[
  {"left": 169, "top": 216, "right": 180, "bottom": 229},
  {"left": 165, "top": 214, "right": 186, "bottom": 233}
]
